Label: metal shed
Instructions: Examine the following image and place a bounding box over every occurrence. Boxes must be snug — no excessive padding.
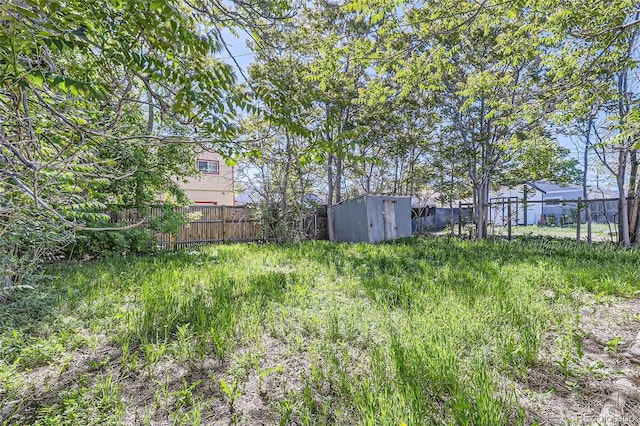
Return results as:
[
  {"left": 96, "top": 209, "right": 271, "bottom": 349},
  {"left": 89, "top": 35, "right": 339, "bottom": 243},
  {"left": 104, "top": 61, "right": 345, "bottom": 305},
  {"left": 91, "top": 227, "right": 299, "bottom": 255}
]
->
[{"left": 332, "top": 195, "right": 412, "bottom": 242}]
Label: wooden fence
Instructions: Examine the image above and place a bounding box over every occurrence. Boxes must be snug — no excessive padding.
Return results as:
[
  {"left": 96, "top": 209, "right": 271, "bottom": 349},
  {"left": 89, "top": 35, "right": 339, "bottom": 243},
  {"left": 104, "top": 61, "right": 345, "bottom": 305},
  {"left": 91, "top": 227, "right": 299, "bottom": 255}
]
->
[{"left": 112, "top": 205, "right": 263, "bottom": 248}]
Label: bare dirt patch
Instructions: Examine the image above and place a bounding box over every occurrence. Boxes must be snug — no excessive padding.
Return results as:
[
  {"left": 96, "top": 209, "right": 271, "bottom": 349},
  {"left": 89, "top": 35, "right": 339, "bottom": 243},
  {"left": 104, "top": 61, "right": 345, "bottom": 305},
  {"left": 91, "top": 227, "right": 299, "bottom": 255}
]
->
[{"left": 516, "top": 297, "right": 640, "bottom": 425}]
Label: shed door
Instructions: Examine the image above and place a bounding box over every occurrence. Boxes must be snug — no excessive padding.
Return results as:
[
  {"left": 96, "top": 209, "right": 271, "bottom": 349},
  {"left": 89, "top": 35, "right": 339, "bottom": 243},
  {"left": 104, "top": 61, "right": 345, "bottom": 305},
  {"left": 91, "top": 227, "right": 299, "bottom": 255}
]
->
[{"left": 383, "top": 200, "right": 397, "bottom": 240}]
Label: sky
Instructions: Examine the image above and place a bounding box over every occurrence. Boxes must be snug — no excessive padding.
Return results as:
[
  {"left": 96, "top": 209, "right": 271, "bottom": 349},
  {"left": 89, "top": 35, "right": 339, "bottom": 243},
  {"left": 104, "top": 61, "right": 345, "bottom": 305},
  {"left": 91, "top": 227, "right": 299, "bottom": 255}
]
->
[
  {"left": 216, "top": 27, "right": 618, "bottom": 193},
  {"left": 217, "top": 28, "right": 256, "bottom": 80}
]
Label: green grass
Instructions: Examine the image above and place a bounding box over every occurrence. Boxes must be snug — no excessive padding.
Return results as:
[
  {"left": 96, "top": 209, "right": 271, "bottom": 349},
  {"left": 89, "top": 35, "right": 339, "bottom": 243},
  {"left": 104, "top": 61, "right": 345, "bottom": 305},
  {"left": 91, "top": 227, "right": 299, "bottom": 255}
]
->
[
  {"left": 1, "top": 238, "right": 639, "bottom": 425},
  {"left": 489, "top": 223, "right": 617, "bottom": 242}
]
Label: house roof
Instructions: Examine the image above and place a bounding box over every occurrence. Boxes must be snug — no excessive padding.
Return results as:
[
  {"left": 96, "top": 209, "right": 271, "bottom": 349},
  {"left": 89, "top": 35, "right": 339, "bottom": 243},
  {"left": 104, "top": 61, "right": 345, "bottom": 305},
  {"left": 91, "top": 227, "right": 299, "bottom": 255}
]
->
[
  {"left": 587, "top": 188, "right": 618, "bottom": 199},
  {"left": 411, "top": 192, "right": 446, "bottom": 208},
  {"left": 526, "top": 181, "right": 583, "bottom": 195}
]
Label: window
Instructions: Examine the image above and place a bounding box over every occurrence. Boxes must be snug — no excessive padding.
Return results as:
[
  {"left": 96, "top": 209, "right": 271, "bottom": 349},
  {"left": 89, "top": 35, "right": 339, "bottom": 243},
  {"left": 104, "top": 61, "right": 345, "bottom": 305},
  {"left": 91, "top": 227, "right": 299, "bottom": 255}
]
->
[
  {"left": 197, "top": 159, "right": 219, "bottom": 174},
  {"left": 544, "top": 197, "right": 562, "bottom": 205}
]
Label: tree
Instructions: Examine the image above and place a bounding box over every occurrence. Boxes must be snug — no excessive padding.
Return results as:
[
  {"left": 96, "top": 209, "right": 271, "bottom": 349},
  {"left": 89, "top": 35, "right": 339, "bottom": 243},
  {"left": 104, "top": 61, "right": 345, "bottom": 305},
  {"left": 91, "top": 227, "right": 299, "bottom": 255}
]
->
[
  {"left": 538, "top": 0, "right": 640, "bottom": 246},
  {"left": 0, "top": 0, "right": 287, "bottom": 290},
  {"left": 350, "top": 1, "right": 577, "bottom": 238},
  {"left": 242, "top": 1, "right": 400, "bottom": 240}
]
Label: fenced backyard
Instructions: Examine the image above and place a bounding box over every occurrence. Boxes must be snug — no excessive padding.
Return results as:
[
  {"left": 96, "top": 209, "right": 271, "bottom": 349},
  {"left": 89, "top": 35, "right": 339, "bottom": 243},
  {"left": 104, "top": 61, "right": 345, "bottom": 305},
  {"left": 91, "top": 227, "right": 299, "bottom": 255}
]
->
[
  {"left": 113, "top": 205, "right": 263, "bottom": 248},
  {"left": 4, "top": 238, "right": 640, "bottom": 425},
  {"left": 455, "top": 197, "right": 622, "bottom": 243},
  {"left": 111, "top": 205, "right": 327, "bottom": 248},
  {"left": 110, "top": 198, "right": 625, "bottom": 248}
]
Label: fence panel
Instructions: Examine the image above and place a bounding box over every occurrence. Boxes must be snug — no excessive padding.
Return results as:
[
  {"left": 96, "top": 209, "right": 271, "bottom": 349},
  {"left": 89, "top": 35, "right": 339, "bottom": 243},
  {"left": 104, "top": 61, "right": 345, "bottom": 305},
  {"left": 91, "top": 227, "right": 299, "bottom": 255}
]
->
[{"left": 113, "top": 205, "right": 263, "bottom": 248}]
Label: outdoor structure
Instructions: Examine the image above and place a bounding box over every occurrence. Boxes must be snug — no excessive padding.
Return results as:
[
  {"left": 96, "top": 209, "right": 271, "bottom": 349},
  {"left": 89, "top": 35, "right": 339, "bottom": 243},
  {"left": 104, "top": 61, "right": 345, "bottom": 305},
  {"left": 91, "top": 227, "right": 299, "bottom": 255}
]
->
[
  {"left": 412, "top": 207, "right": 472, "bottom": 232},
  {"left": 332, "top": 195, "right": 411, "bottom": 242},
  {"left": 490, "top": 181, "right": 584, "bottom": 226},
  {"left": 589, "top": 197, "right": 619, "bottom": 224},
  {"left": 114, "top": 205, "right": 261, "bottom": 248},
  {"left": 179, "top": 151, "right": 235, "bottom": 205}
]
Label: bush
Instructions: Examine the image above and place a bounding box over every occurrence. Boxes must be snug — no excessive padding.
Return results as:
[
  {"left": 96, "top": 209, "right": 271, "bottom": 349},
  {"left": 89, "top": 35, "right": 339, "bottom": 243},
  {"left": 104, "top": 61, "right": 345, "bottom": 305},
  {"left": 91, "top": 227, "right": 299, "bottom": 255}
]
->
[
  {"left": 546, "top": 214, "right": 556, "bottom": 226},
  {"left": 70, "top": 226, "right": 158, "bottom": 258},
  {"left": 68, "top": 206, "right": 187, "bottom": 258},
  {"left": 1, "top": 206, "right": 72, "bottom": 300},
  {"left": 257, "top": 202, "right": 305, "bottom": 243}
]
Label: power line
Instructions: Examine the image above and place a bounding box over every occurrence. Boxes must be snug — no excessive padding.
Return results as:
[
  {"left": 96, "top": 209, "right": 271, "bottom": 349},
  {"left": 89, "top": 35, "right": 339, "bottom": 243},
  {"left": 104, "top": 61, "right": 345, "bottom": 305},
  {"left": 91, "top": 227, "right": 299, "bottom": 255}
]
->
[{"left": 216, "top": 52, "right": 256, "bottom": 60}]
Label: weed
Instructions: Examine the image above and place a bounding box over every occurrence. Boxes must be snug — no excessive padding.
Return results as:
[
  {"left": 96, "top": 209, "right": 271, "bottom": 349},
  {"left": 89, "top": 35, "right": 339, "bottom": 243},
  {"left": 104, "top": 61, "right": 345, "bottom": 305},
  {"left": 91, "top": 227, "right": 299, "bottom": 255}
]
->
[
  {"left": 31, "top": 375, "right": 124, "bottom": 425},
  {"left": 257, "top": 365, "right": 283, "bottom": 396},
  {"left": 219, "top": 378, "right": 241, "bottom": 418},
  {"left": 605, "top": 336, "right": 623, "bottom": 355},
  {"left": 142, "top": 342, "right": 166, "bottom": 378},
  {"left": 2, "top": 238, "right": 639, "bottom": 424},
  {"left": 174, "top": 377, "right": 201, "bottom": 410},
  {"left": 277, "top": 393, "right": 295, "bottom": 426},
  {"left": 88, "top": 355, "right": 111, "bottom": 372}
]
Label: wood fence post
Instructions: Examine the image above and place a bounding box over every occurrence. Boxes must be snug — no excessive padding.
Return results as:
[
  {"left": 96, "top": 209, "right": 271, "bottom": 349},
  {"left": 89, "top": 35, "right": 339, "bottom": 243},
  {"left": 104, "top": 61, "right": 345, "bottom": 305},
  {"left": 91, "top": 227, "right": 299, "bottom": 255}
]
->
[
  {"left": 576, "top": 197, "right": 581, "bottom": 243},
  {"left": 458, "top": 202, "right": 462, "bottom": 237},
  {"left": 507, "top": 199, "right": 512, "bottom": 241},
  {"left": 586, "top": 200, "right": 592, "bottom": 244},
  {"left": 222, "top": 205, "right": 226, "bottom": 243}
]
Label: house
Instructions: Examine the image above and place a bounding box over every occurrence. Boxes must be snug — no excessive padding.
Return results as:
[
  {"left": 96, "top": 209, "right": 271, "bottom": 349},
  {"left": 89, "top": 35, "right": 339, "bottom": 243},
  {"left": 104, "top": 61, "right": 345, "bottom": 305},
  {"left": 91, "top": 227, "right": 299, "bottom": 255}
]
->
[
  {"left": 588, "top": 189, "right": 619, "bottom": 224},
  {"left": 179, "top": 152, "right": 235, "bottom": 205},
  {"left": 332, "top": 195, "right": 412, "bottom": 242},
  {"left": 490, "top": 181, "right": 584, "bottom": 226}
]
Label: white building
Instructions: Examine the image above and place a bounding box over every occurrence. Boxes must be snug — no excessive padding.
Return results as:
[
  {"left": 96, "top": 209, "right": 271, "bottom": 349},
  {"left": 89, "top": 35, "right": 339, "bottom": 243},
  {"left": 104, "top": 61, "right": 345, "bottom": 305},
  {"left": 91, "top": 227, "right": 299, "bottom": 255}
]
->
[{"left": 490, "top": 181, "right": 584, "bottom": 226}]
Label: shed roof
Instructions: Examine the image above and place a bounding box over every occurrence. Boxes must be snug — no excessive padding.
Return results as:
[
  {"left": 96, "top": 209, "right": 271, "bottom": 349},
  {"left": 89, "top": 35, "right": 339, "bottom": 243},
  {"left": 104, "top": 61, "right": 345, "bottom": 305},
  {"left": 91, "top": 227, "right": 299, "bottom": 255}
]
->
[{"left": 334, "top": 193, "right": 410, "bottom": 206}]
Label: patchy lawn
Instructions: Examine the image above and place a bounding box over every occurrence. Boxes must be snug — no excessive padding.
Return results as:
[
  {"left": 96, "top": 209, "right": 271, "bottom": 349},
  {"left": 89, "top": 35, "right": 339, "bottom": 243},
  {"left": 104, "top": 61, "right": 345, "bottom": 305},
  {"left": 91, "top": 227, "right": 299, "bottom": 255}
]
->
[
  {"left": 492, "top": 223, "right": 618, "bottom": 243},
  {"left": 1, "top": 238, "right": 639, "bottom": 425}
]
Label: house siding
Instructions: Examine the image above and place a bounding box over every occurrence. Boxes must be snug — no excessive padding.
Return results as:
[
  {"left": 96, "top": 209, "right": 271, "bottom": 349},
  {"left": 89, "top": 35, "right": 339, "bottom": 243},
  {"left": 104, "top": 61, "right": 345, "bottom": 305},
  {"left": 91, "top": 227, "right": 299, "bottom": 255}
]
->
[
  {"left": 180, "top": 152, "right": 235, "bottom": 205},
  {"left": 490, "top": 182, "right": 585, "bottom": 226}
]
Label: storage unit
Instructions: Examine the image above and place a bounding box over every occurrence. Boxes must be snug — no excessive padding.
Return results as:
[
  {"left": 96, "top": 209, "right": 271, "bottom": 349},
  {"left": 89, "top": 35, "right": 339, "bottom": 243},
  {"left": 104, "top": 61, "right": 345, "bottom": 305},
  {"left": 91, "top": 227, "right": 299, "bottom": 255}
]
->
[{"left": 332, "top": 195, "right": 412, "bottom": 242}]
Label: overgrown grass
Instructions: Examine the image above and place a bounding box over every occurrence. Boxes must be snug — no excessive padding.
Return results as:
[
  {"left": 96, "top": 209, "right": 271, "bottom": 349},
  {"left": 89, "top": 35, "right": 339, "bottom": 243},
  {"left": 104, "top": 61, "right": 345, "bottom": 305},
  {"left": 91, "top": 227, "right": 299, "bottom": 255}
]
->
[{"left": 1, "top": 238, "right": 639, "bottom": 424}]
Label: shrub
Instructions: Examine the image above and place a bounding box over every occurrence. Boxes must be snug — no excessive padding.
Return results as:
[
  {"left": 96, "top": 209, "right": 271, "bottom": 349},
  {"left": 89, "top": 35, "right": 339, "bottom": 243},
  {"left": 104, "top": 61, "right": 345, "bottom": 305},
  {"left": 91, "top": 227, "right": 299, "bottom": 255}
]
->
[
  {"left": 256, "top": 202, "right": 305, "bottom": 243},
  {"left": 67, "top": 205, "right": 187, "bottom": 258},
  {"left": 0, "top": 206, "right": 72, "bottom": 300},
  {"left": 71, "top": 226, "right": 158, "bottom": 258}
]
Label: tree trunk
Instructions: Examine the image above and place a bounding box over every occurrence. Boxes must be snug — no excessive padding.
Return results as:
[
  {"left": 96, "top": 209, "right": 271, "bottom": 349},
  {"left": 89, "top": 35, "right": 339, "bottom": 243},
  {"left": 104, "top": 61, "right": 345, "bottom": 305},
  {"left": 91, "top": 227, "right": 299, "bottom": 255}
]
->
[
  {"left": 631, "top": 190, "right": 640, "bottom": 244},
  {"left": 335, "top": 155, "right": 343, "bottom": 204},
  {"left": 475, "top": 99, "right": 490, "bottom": 240},
  {"left": 393, "top": 155, "right": 399, "bottom": 194},
  {"left": 408, "top": 146, "right": 416, "bottom": 198},
  {"left": 475, "top": 176, "right": 490, "bottom": 240},
  {"left": 449, "top": 200, "right": 455, "bottom": 237},
  {"left": 630, "top": 171, "right": 640, "bottom": 244},
  {"left": 616, "top": 45, "right": 633, "bottom": 246},
  {"left": 583, "top": 117, "right": 592, "bottom": 243},
  {"left": 327, "top": 151, "right": 335, "bottom": 242},
  {"left": 281, "top": 129, "right": 292, "bottom": 207},
  {"left": 628, "top": 150, "right": 639, "bottom": 243},
  {"left": 617, "top": 148, "right": 630, "bottom": 247}
]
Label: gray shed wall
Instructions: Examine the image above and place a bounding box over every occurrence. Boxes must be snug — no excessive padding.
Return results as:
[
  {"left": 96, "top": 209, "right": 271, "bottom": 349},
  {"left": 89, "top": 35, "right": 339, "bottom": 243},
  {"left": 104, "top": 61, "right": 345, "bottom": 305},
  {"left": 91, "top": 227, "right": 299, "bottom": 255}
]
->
[
  {"left": 366, "top": 196, "right": 412, "bottom": 242},
  {"left": 332, "top": 197, "right": 370, "bottom": 242},
  {"left": 333, "top": 196, "right": 411, "bottom": 242}
]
